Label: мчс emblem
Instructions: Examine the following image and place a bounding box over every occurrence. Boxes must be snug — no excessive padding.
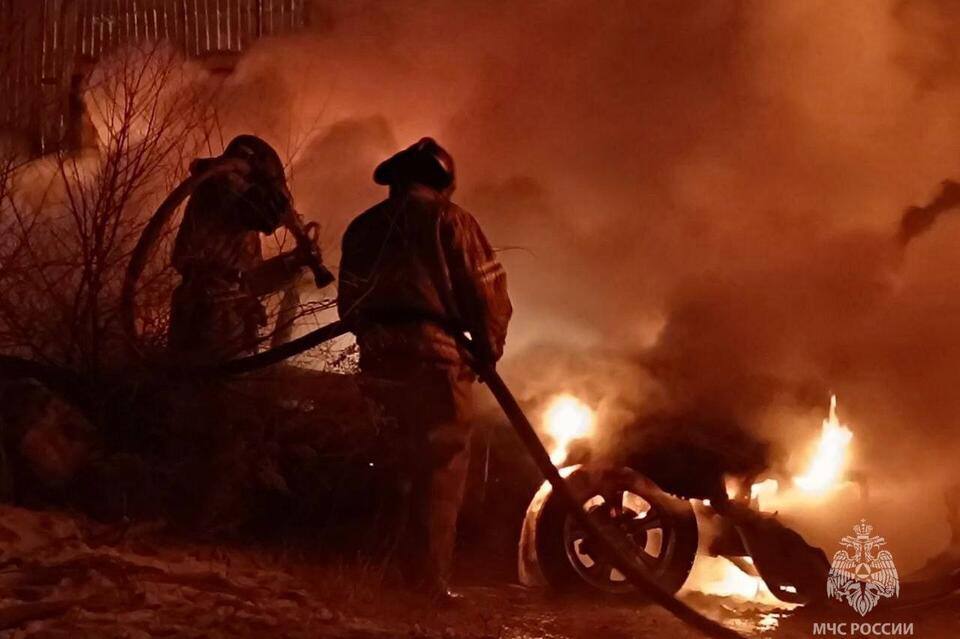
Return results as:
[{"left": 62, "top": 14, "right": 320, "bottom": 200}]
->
[{"left": 827, "top": 519, "right": 900, "bottom": 616}]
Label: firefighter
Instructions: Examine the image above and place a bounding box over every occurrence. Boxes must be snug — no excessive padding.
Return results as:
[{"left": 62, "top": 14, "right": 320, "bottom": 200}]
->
[
  {"left": 338, "top": 138, "right": 512, "bottom": 599},
  {"left": 168, "top": 135, "right": 312, "bottom": 363}
]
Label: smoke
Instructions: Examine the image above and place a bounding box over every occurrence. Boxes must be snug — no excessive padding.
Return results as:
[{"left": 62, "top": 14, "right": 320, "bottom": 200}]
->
[{"left": 137, "top": 1, "right": 960, "bottom": 563}]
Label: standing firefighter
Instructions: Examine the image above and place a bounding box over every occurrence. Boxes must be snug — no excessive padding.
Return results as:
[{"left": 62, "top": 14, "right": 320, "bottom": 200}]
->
[
  {"left": 169, "top": 135, "right": 317, "bottom": 363},
  {"left": 338, "top": 138, "right": 512, "bottom": 598}
]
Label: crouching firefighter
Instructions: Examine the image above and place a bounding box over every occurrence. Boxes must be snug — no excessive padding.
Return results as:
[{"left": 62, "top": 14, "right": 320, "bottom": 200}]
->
[
  {"left": 169, "top": 135, "right": 331, "bottom": 364},
  {"left": 338, "top": 138, "right": 512, "bottom": 599}
]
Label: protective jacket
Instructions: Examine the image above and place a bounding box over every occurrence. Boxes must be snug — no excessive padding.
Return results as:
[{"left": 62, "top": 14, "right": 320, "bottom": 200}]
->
[
  {"left": 168, "top": 153, "right": 300, "bottom": 362},
  {"left": 338, "top": 184, "right": 511, "bottom": 369}
]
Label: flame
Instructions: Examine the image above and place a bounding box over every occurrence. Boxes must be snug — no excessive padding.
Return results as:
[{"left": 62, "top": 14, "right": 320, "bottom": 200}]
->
[
  {"left": 699, "top": 559, "right": 762, "bottom": 599},
  {"left": 750, "top": 478, "right": 780, "bottom": 511},
  {"left": 689, "top": 395, "right": 855, "bottom": 605},
  {"left": 793, "top": 395, "right": 853, "bottom": 494},
  {"left": 744, "top": 395, "right": 855, "bottom": 513},
  {"left": 682, "top": 556, "right": 781, "bottom": 605},
  {"left": 542, "top": 394, "right": 595, "bottom": 465}
]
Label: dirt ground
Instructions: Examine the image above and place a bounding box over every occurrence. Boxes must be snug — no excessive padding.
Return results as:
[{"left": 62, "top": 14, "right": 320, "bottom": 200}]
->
[{"left": 0, "top": 505, "right": 956, "bottom": 639}]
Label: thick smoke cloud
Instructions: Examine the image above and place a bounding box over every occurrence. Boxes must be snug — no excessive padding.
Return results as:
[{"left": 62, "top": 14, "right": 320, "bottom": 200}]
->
[{"left": 196, "top": 1, "right": 960, "bottom": 563}]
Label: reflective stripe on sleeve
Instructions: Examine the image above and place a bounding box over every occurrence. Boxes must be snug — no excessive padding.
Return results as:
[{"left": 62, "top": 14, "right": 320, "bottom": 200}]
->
[{"left": 476, "top": 260, "right": 505, "bottom": 284}]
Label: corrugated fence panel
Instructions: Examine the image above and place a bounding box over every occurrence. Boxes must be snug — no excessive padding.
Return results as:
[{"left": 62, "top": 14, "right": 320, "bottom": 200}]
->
[{"left": 0, "top": 0, "right": 310, "bottom": 153}]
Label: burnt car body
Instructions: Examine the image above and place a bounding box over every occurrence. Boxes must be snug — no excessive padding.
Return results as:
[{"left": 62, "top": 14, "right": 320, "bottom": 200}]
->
[{"left": 516, "top": 462, "right": 830, "bottom": 604}]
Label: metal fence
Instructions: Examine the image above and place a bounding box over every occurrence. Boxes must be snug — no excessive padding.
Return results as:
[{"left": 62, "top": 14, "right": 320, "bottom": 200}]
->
[{"left": 1, "top": 0, "right": 309, "bottom": 154}]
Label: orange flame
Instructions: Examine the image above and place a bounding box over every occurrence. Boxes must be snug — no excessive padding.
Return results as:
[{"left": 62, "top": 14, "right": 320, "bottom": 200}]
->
[
  {"left": 683, "top": 557, "right": 779, "bottom": 603},
  {"left": 542, "top": 394, "right": 595, "bottom": 465},
  {"left": 793, "top": 395, "right": 853, "bottom": 494},
  {"left": 689, "top": 395, "right": 855, "bottom": 604}
]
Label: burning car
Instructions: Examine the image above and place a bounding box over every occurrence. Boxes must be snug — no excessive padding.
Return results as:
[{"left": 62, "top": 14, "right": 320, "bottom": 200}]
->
[{"left": 515, "top": 394, "right": 856, "bottom": 605}]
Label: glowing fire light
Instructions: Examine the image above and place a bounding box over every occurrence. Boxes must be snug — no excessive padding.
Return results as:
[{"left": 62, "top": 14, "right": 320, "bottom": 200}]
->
[
  {"left": 689, "top": 395, "right": 855, "bottom": 605},
  {"left": 750, "top": 478, "right": 780, "bottom": 511},
  {"left": 793, "top": 395, "right": 853, "bottom": 494},
  {"left": 682, "top": 556, "right": 781, "bottom": 605},
  {"left": 700, "top": 559, "right": 762, "bottom": 599},
  {"left": 542, "top": 394, "right": 595, "bottom": 465}
]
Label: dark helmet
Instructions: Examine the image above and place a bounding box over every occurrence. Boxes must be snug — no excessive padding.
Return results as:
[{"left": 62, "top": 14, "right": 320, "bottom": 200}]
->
[
  {"left": 190, "top": 134, "right": 287, "bottom": 185},
  {"left": 223, "top": 134, "right": 286, "bottom": 183},
  {"left": 373, "top": 137, "right": 455, "bottom": 192},
  {"left": 189, "top": 135, "right": 291, "bottom": 233}
]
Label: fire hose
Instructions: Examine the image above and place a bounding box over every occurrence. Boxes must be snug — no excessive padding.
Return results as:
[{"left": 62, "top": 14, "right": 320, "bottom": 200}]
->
[
  {"left": 117, "top": 164, "right": 744, "bottom": 639},
  {"left": 189, "top": 310, "right": 750, "bottom": 638},
  {"left": 120, "top": 155, "right": 333, "bottom": 362},
  {"left": 456, "top": 338, "right": 744, "bottom": 639},
  {"left": 174, "top": 315, "right": 739, "bottom": 639}
]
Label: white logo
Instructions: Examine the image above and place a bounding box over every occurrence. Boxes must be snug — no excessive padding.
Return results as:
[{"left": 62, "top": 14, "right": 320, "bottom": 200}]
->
[{"left": 827, "top": 519, "right": 900, "bottom": 616}]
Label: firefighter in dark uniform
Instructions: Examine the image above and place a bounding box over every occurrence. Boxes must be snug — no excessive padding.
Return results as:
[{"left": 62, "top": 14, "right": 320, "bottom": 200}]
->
[
  {"left": 169, "top": 135, "right": 311, "bottom": 363},
  {"left": 338, "top": 138, "right": 512, "bottom": 598}
]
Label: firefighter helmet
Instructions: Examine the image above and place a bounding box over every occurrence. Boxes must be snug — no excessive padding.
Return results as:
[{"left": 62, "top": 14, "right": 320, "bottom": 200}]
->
[{"left": 374, "top": 137, "right": 455, "bottom": 192}]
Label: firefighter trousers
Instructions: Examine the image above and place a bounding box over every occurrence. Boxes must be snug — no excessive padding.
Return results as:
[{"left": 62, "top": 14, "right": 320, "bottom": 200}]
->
[{"left": 360, "top": 362, "right": 474, "bottom": 593}]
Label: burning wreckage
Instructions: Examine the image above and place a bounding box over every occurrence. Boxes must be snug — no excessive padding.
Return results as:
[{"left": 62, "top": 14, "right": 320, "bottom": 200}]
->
[
  {"left": 521, "top": 393, "right": 845, "bottom": 602},
  {"left": 0, "top": 136, "right": 958, "bottom": 639}
]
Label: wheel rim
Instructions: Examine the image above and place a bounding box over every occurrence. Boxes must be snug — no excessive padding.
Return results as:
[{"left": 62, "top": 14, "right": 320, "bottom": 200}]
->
[{"left": 561, "top": 489, "right": 673, "bottom": 593}]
